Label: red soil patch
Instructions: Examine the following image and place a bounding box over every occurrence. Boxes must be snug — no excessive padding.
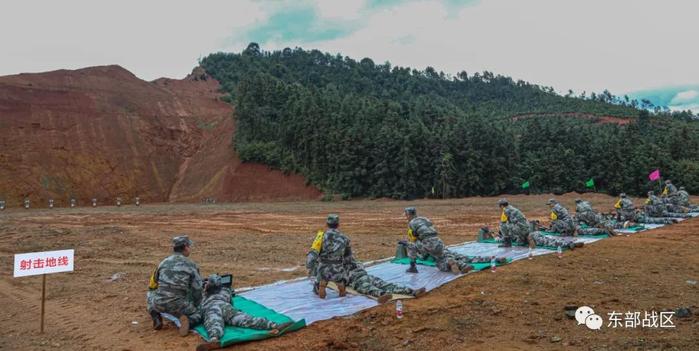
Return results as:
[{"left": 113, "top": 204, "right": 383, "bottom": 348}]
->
[{"left": 0, "top": 66, "right": 320, "bottom": 207}]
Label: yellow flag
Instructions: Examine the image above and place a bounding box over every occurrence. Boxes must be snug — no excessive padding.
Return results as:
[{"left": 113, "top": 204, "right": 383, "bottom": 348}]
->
[
  {"left": 500, "top": 210, "right": 508, "bottom": 223},
  {"left": 614, "top": 199, "right": 622, "bottom": 209},
  {"left": 310, "top": 229, "right": 324, "bottom": 252},
  {"left": 550, "top": 211, "right": 558, "bottom": 220},
  {"left": 407, "top": 228, "right": 417, "bottom": 242}
]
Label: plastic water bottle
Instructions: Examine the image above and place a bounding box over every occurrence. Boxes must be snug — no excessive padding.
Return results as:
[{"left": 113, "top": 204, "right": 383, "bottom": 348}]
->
[
  {"left": 528, "top": 247, "right": 533, "bottom": 260},
  {"left": 490, "top": 256, "right": 496, "bottom": 272},
  {"left": 557, "top": 245, "right": 563, "bottom": 259},
  {"left": 395, "top": 300, "right": 403, "bottom": 319}
]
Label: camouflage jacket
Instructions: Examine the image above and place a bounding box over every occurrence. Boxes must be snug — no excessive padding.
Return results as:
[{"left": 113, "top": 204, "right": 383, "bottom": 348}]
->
[
  {"left": 202, "top": 286, "right": 233, "bottom": 312},
  {"left": 502, "top": 205, "right": 528, "bottom": 226},
  {"left": 678, "top": 190, "right": 690, "bottom": 204},
  {"left": 575, "top": 201, "right": 594, "bottom": 213},
  {"left": 345, "top": 257, "right": 368, "bottom": 284},
  {"left": 620, "top": 198, "right": 635, "bottom": 210},
  {"left": 551, "top": 203, "right": 572, "bottom": 221},
  {"left": 318, "top": 228, "right": 352, "bottom": 263},
  {"left": 408, "top": 216, "right": 439, "bottom": 240},
  {"left": 663, "top": 184, "right": 678, "bottom": 197},
  {"left": 153, "top": 252, "right": 203, "bottom": 305}
]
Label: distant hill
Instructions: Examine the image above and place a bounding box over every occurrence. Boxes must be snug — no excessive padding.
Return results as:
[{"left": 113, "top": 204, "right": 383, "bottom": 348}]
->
[
  {"left": 200, "top": 43, "right": 699, "bottom": 198},
  {"left": 0, "top": 65, "right": 320, "bottom": 207}
]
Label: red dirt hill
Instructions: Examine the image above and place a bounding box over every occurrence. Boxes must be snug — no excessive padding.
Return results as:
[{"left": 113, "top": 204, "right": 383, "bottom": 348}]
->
[{"left": 0, "top": 65, "right": 320, "bottom": 207}]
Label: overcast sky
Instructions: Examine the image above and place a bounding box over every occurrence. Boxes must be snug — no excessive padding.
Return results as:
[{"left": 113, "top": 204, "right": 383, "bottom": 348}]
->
[{"left": 2, "top": 0, "right": 697, "bottom": 111}]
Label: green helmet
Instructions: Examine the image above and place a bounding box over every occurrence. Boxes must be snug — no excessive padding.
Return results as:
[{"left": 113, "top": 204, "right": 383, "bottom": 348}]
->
[
  {"left": 404, "top": 207, "right": 417, "bottom": 216},
  {"left": 326, "top": 214, "right": 339, "bottom": 226}
]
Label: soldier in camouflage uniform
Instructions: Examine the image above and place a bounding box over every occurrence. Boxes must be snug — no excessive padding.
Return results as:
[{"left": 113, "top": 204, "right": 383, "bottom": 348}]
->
[
  {"left": 147, "top": 235, "right": 203, "bottom": 336},
  {"left": 574, "top": 199, "right": 603, "bottom": 227},
  {"left": 528, "top": 231, "right": 584, "bottom": 250},
  {"left": 345, "top": 256, "right": 427, "bottom": 303},
  {"left": 308, "top": 214, "right": 352, "bottom": 299},
  {"left": 645, "top": 191, "right": 690, "bottom": 218},
  {"left": 546, "top": 199, "right": 575, "bottom": 235},
  {"left": 401, "top": 207, "right": 460, "bottom": 274},
  {"left": 661, "top": 180, "right": 679, "bottom": 204},
  {"left": 677, "top": 186, "right": 699, "bottom": 211},
  {"left": 497, "top": 199, "right": 530, "bottom": 247},
  {"left": 196, "top": 274, "right": 292, "bottom": 351},
  {"left": 444, "top": 250, "right": 507, "bottom": 272},
  {"left": 614, "top": 193, "right": 636, "bottom": 222}
]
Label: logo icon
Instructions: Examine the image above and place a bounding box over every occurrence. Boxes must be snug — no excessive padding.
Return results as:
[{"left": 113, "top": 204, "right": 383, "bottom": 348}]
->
[{"left": 575, "top": 306, "right": 603, "bottom": 330}]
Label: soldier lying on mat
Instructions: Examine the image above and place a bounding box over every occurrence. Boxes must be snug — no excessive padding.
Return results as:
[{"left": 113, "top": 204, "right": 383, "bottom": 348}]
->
[{"left": 195, "top": 274, "right": 292, "bottom": 351}]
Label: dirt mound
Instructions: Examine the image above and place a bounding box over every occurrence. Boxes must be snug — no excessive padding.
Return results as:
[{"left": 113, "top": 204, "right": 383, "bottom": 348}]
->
[{"left": 0, "top": 66, "right": 320, "bottom": 206}]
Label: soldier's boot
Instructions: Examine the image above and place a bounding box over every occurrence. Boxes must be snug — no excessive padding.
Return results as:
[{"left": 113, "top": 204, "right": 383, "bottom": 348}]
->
[
  {"left": 178, "top": 315, "right": 190, "bottom": 337},
  {"left": 312, "top": 281, "right": 319, "bottom": 295},
  {"left": 377, "top": 294, "right": 393, "bottom": 304},
  {"left": 269, "top": 321, "right": 294, "bottom": 336},
  {"left": 318, "top": 280, "right": 328, "bottom": 299},
  {"left": 574, "top": 242, "right": 584, "bottom": 248},
  {"left": 448, "top": 259, "right": 460, "bottom": 274},
  {"left": 149, "top": 310, "right": 162, "bottom": 330},
  {"left": 495, "top": 257, "right": 508, "bottom": 265},
  {"left": 498, "top": 237, "right": 512, "bottom": 248},
  {"left": 413, "top": 287, "right": 427, "bottom": 298},
  {"left": 196, "top": 338, "right": 221, "bottom": 351},
  {"left": 406, "top": 261, "right": 418, "bottom": 273},
  {"left": 337, "top": 282, "right": 347, "bottom": 297},
  {"left": 459, "top": 264, "right": 473, "bottom": 274}
]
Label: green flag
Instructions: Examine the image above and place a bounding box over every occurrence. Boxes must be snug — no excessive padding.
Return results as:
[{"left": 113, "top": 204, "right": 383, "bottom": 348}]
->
[
  {"left": 585, "top": 178, "right": 595, "bottom": 188},
  {"left": 521, "top": 181, "right": 530, "bottom": 189}
]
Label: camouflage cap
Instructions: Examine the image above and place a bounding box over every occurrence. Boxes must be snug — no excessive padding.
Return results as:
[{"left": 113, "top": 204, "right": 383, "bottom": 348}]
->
[
  {"left": 172, "top": 235, "right": 193, "bottom": 247},
  {"left": 404, "top": 207, "right": 417, "bottom": 216},
  {"left": 326, "top": 214, "right": 340, "bottom": 226},
  {"left": 620, "top": 193, "right": 627, "bottom": 198},
  {"left": 574, "top": 198, "right": 582, "bottom": 203},
  {"left": 665, "top": 179, "right": 672, "bottom": 184},
  {"left": 496, "top": 198, "right": 508, "bottom": 206},
  {"left": 679, "top": 186, "right": 685, "bottom": 190},
  {"left": 546, "top": 198, "right": 558, "bottom": 205},
  {"left": 207, "top": 274, "right": 221, "bottom": 288},
  {"left": 648, "top": 190, "right": 654, "bottom": 195}
]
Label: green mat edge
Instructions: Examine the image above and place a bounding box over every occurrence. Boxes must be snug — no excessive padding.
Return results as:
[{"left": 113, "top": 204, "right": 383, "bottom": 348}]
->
[
  {"left": 193, "top": 295, "right": 306, "bottom": 346},
  {"left": 391, "top": 256, "right": 512, "bottom": 269}
]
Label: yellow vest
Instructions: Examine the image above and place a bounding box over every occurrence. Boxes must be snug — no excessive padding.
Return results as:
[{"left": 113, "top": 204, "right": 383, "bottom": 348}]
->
[
  {"left": 614, "top": 199, "right": 622, "bottom": 209},
  {"left": 645, "top": 198, "right": 651, "bottom": 204},
  {"left": 550, "top": 211, "right": 558, "bottom": 220},
  {"left": 310, "top": 229, "right": 324, "bottom": 252},
  {"left": 500, "top": 210, "right": 508, "bottom": 223},
  {"left": 662, "top": 187, "right": 668, "bottom": 196},
  {"left": 407, "top": 228, "right": 417, "bottom": 242},
  {"left": 148, "top": 268, "right": 159, "bottom": 290}
]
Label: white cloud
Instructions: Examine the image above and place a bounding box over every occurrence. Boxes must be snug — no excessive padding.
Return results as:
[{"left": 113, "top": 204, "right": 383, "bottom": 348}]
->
[
  {"left": 315, "top": 0, "right": 366, "bottom": 20},
  {"left": 670, "top": 90, "right": 699, "bottom": 105},
  {"left": 1, "top": 0, "right": 698, "bottom": 96},
  {"left": 0, "top": 0, "right": 268, "bottom": 80}
]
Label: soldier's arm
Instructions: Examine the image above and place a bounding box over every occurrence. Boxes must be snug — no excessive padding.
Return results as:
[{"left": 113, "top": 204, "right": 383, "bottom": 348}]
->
[{"left": 190, "top": 265, "right": 204, "bottom": 306}]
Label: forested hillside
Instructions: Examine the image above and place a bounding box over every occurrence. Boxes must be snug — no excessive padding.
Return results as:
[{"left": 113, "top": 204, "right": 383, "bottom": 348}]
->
[{"left": 200, "top": 43, "right": 699, "bottom": 199}]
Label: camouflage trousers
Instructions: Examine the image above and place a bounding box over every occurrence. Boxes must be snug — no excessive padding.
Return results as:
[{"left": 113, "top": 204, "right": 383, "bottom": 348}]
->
[
  {"left": 316, "top": 262, "right": 347, "bottom": 285},
  {"left": 147, "top": 290, "right": 202, "bottom": 325},
  {"left": 407, "top": 236, "right": 448, "bottom": 272},
  {"left": 500, "top": 222, "right": 530, "bottom": 244},
  {"left": 349, "top": 274, "right": 414, "bottom": 297},
  {"left": 203, "top": 302, "right": 278, "bottom": 340},
  {"left": 576, "top": 226, "right": 611, "bottom": 236},
  {"left": 550, "top": 218, "right": 575, "bottom": 236},
  {"left": 529, "top": 232, "right": 575, "bottom": 249},
  {"left": 633, "top": 214, "right": 676, "bottom": 225},
  {"left": 576, "top": 211, "right": 602, "bottom": 226},
  {"left": 616, "top": 209, "right": 636, "bottom": 222},
  {"left": 444, "top": 251, "right": 495, "bottom": 271}
]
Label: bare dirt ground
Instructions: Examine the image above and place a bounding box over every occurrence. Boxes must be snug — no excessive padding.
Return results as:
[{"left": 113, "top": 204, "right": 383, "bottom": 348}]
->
[{"left": 0, "top": 193, "right": 697, "bottom": 350}]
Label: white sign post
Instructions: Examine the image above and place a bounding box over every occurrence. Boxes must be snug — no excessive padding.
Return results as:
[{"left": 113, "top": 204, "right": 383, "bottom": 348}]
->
[{"left": 14, "top": 249, "right": 74, "bottom": 333}]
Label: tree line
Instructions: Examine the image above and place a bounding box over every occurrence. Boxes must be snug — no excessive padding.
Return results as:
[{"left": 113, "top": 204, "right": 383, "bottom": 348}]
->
[{"left": 199, "top": 43, "right": 699, "bottom": 199}]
